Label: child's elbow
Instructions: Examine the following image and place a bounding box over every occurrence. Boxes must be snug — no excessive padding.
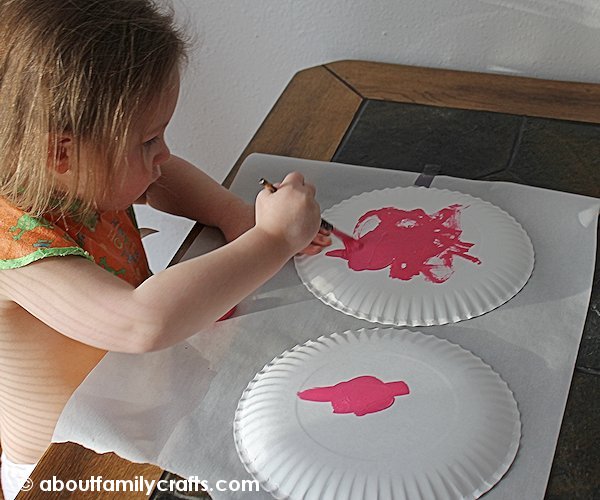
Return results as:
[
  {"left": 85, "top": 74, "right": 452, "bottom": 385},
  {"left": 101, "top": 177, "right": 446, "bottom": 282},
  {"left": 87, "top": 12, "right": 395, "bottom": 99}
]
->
[
  {"left": 125, "top": 314, "right": 198, "bottom": 353},
  {"left": 128, "top": 324, "right": 171, "bottom": 353},
  {"left": 111, "top": 315, "right": 171, "bottom": 353},
  {"left": 113, "top": 301, "right": 214, "bottom": 353},
  {"left": 126, "top": 334, "right": 163, "bottom": 353}
]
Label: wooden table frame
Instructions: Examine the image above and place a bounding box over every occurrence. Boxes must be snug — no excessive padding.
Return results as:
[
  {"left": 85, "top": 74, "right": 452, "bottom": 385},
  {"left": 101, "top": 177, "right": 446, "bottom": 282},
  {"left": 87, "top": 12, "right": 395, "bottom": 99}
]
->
[{"left": 17, "top": 60, "right": 599, "bottom": 499}]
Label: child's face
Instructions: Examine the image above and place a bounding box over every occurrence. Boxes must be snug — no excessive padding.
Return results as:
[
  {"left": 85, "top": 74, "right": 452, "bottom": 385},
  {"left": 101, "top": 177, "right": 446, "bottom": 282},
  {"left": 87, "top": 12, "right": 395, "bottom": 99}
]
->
[{"left": 95, "top": 72, "right": 181, "bottom": 210}]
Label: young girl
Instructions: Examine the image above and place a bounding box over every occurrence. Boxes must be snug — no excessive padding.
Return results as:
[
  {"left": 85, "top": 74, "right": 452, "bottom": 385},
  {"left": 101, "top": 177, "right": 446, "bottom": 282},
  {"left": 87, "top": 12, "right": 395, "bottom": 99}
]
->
[{"left": 0, "top": 1, "right": 330, "bottom": 498}]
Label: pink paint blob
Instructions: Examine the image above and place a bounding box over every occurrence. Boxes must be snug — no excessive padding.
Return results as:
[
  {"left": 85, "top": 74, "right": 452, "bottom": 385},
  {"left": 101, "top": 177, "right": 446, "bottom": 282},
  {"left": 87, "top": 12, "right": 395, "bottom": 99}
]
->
[
  {"left": 326, "top": 204, "right": 481, "bottom": 283},
  {"left": 297, "top": 375, "right": 410, "bottom": 416}
]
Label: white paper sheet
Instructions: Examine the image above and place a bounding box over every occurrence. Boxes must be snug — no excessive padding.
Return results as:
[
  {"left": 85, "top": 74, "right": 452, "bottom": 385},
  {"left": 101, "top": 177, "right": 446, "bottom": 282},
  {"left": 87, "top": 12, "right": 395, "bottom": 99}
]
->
[
  {"left": 53, "top": 154, "right": 599, "bottom": 499},
  {"left": 133, "top": 204, "right": 195, "bottom": 273}
]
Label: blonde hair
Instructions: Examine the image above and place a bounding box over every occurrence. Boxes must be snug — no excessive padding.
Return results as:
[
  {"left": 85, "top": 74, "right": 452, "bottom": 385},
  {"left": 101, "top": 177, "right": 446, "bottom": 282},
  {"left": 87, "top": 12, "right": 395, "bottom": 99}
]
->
[{"left": 0, "top": 0, "right": 187, "bottom": 216}]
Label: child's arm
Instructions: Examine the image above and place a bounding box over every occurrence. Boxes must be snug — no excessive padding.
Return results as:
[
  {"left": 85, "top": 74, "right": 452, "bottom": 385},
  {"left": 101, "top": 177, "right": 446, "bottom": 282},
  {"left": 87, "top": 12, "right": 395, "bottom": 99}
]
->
[
  {"left": 142, "top": 155, "right": 254, "bottom": 242},
  {"left": 142, "top": 155, "right": 331, "bottom": 254},
  {"left": 0, "top": 173, "right": 321, "bottom": 353}
]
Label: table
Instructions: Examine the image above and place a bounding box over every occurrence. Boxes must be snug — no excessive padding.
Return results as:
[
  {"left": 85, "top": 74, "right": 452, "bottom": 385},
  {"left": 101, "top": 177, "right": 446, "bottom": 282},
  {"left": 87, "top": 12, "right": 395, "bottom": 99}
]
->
[{"left": 17, "top": 60, "right": 599, "bottom": 500}]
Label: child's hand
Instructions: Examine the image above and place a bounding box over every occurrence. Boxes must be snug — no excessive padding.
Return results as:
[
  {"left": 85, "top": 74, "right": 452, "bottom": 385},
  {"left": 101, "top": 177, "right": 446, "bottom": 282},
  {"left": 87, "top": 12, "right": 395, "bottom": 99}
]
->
[
  {"left": 297, "top": 227, "right": 332, "bottom": 255},
  {"left": 255, "top": 172, "right": 322, "bottom": 254},
  {"left": 224, "top": 204, "right": 331, "bottom": 255}
]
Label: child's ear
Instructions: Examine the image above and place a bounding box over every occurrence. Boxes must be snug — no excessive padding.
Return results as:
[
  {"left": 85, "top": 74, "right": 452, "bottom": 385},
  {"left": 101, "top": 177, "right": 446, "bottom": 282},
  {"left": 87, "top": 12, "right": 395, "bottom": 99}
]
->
[{"left": 48, "top": 136, "right": 72, "bottom": 174}]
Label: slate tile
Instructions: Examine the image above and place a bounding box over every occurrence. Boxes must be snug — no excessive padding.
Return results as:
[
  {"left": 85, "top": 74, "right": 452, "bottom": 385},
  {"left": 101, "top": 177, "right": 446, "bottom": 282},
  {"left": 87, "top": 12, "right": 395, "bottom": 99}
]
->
[
  {"left": 545, "top": 372, "right": 600, "bottom": 499},
  {"left": 333, "top": 99, "right": 521, "bottom": 179},
  {"left": 508, "top": 118, "right": 600, "bottom": 198},
  {"left": 479, "top": 169, "right": 525, "bottom": 184},
  {"left": 576, "top": 226, "right": 600, "bottom": 372}
]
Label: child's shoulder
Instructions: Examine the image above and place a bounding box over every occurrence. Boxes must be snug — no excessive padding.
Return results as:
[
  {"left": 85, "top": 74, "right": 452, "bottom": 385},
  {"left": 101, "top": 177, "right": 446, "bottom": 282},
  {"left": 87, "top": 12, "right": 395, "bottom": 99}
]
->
[{"left": 0, "top": 196, "right": 90, "bottom": 270}]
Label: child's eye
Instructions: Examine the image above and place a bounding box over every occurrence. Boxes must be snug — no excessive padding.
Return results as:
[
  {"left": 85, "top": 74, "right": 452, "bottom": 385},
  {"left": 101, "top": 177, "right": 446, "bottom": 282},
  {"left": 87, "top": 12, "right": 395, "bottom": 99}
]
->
[{"left": 143, "top": 136, "right": 159, "bottom": 148}]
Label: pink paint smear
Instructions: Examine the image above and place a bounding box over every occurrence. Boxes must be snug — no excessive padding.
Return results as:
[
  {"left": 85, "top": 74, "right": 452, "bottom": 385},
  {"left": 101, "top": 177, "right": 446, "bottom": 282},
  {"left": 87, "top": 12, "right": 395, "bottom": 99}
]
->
[
  {"left": 326, "top": 205, "right": 481, "bottom": 283},
  {"left": 297, "top": 375, "right": 410, "bottom": 416}
]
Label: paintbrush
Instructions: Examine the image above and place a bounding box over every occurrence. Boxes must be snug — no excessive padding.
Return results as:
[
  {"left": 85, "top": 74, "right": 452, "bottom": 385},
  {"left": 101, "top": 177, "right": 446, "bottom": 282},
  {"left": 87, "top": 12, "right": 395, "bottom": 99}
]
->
[{"left": 259, "top": 178, "right": 360, "bottom": 246}]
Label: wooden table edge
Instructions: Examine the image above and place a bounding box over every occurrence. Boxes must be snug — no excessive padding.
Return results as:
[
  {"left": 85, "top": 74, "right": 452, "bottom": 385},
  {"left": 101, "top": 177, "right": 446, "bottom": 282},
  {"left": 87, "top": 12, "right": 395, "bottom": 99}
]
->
[{"left": 325, "top": 59, "right": 600, "bottom": 123}]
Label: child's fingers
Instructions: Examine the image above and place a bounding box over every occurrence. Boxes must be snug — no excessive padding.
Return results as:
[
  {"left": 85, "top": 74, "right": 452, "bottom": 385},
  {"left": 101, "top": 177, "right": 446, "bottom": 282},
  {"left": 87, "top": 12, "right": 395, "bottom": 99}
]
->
[
  {"left": 313, "top": 233, "right": 332, "bottom": 246},
  {"left": 279, "top": 172, "right": 316, "bottom": 196},
  {"left": 281, "top": 171, "right": 305, "bottom": 186},
  {"left": 296, "top": 233, "right": 332, "bottom": 255},
  {"left": 298, "top": 244, "right": 322, "bottom": 256}
]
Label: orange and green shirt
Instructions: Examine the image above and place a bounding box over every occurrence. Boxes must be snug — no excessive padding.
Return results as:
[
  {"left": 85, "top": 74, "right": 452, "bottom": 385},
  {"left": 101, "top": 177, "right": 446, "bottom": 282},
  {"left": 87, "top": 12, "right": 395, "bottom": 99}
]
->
[{"left": 0, "top": 197, "right": 151, "bottom": 287}]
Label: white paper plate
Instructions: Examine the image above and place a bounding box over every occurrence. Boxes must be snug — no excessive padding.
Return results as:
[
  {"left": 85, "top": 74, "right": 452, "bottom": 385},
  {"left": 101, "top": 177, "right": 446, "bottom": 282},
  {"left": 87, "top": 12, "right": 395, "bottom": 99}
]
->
[
  {"left": 295, "top": 187, "right": 534, "bottom": 326},
  {"left": 234, "top": 328, "right": 521, "bottom": 500}
]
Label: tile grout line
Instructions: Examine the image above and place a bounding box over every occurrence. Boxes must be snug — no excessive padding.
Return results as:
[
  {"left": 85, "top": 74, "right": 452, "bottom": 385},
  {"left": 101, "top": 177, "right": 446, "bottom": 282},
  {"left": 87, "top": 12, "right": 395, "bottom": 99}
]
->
[
  {"left": 505, "top": 116, "right": 527, "bottom": 172},
  {"left": 331, "top": 99, "right": 370, "bottom": 162}
]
